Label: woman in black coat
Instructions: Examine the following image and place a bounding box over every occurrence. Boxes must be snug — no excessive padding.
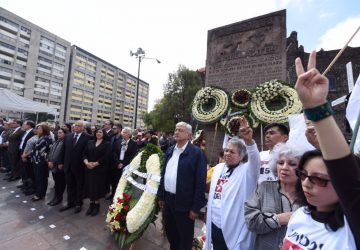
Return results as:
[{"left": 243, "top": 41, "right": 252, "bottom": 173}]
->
[{"left": 83, "top": 128, "right": 110, "bottom": 216}]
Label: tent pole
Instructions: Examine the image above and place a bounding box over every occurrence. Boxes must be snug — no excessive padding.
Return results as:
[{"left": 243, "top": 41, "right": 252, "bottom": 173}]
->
[{"left": 36, "top": 113, "right": 39, "bottom": 124}]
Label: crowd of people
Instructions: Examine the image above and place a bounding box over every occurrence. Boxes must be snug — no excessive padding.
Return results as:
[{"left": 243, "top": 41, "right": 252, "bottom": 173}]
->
[
  {"left": 1, "top": 52, "right": 359, "bottom": 249},
  {"left": 157, "top": 52, "right": 359, "bottom": 250},
  {"left": 0, "top": 119, "right": 172, "bottom": 216}
]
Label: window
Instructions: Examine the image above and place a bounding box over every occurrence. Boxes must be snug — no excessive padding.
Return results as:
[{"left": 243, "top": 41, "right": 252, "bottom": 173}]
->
[
  {"left": 328, "top": 75, "right": 336, "bottom": 92},
  {"left": 0, "top": 16, "right": 19, "bottom": 28},
  {"left": 20, "top": 26, "right": 31, "bottom": 34},
  {"left": 0, "top": 41, "right": 16, "bottom": 50}
]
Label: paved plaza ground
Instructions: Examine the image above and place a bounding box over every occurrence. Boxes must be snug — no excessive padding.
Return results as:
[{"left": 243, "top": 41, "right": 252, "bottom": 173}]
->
[{"left": 0, "top": 173, "right": 205, "bottom": 250}]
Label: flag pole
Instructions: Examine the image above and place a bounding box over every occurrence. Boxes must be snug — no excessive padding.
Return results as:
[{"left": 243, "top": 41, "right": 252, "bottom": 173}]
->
[{"left": 350, "top": 109, "right": 360, "bottom": 152}]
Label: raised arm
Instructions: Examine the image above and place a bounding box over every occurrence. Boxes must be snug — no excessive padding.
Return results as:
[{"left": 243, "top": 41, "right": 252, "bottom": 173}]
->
[{"left": 295, "top": 51, "right": 350, "bottom": 160}]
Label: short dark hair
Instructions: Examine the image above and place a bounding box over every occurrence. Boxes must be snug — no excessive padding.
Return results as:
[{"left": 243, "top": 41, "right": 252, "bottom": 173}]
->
[
  {"left": 296, "top": 150, "right": 344, "bottom": 232},
  {"left": 58, "top": 127, "right": 69, "bottom": 134},
  {"left": 14, "top": 119, "right": 23, "bottom": 126},
  {"left": 25, "top": 120, "right": 35, "bottom": 128},
  {"left": 264, "top": 123, "right": 289, "bottom": 135},
  {"left": 95, "top": 128, "right": 108, "bottom": 140},
  {"left": 113, "top": 123, "right": 123, "bottom": 130},
  {"left": 105, "top": 120, "right": 114, "bottom": 126}
]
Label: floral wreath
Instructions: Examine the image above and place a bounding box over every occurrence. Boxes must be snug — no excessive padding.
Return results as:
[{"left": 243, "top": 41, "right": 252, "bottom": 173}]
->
[
  {"left": 106, "top": 144, "right": 163, "bottom": 249},
  {"left": 249, "top": 80, "right": 302, "bottom": 124},
  {"left": 231, "top": 89, "right": 251, "bottom": 108},
  {"left": 192, "top": 86, "right": 229, "bottom": 124}
]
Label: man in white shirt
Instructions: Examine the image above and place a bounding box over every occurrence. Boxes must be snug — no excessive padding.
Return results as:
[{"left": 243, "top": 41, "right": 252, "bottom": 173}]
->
[
  {"left": 157, "top": 122, "right": 207, "bottom": 250},
  {"left": 258, "top": 123, "right": 289, "bottom": 184}
]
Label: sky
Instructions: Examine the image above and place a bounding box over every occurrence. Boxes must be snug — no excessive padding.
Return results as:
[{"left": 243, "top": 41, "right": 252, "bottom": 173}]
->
[{"left": 1, "top": 0, "right": 360, "bottom": 111}]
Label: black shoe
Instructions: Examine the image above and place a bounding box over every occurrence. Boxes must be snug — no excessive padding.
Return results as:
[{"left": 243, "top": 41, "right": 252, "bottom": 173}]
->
[
  {"left": 17, "top": 184, "right": 25, "bottom": 188},
  {"left": 86, "top": 203, "right": 95, "bottom": 216},
  {"left": 74, "top": 205, "right": 82, "bottom": 214},
  {"left": 105, "top": 193, "right": 114, "bottom": 201},
  {"left": 91, "top": 204, "right": 100, "bottom": 216},
  {"left": 23, "top": 189, "right": 35, "bottom": 196},
  {"left": 59, "top": 204, "right": 75, "bottom": 212},
  {"left": 32, "top": 196, "right": 43, "bottom": 202},
  {"left": 48, "top": 197, "right": 62, "bottom": 206},
  {"left": 8, "top": 177, "right": 20, "bottom": 182}
]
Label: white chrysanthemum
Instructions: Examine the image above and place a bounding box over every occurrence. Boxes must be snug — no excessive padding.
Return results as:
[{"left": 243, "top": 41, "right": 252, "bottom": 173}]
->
[{"left": 126, "top": 154, "right": 161, "bottom": 233}]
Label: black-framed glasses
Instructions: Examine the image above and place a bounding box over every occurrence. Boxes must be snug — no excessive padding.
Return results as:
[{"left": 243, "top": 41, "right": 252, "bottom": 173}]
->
[{"left": 296, "top": 169, "right": 330, "bottom": 187}]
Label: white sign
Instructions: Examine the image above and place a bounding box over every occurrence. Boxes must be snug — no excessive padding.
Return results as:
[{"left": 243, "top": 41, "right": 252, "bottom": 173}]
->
[
  {"left": 331, "top": 95, "right": 346, "bottom": 107},
  {"left": 347, "top": 62, "right": 354, "bottom": 93}
]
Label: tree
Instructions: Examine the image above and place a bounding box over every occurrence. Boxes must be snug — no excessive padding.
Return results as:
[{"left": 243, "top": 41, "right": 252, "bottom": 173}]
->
[{"left": 143, "top": 65, "right": 203, "bottom": 132}]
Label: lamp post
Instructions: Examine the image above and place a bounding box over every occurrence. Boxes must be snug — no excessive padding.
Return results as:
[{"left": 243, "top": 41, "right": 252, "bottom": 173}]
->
[{"left": 130, "top": 48, "right": 160, "bottom": 129}]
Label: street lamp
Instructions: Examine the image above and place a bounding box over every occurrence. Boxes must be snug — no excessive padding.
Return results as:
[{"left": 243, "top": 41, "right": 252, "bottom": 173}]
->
[{"left": 130, "top": 48, "right": 160, "bottom": 129}]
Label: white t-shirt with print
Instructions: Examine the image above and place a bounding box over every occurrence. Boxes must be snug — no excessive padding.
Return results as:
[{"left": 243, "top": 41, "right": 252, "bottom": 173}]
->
[
  {"left": 284, "top": 207, "right": 356, "bottom": 250},
  {"left": 211, "top": 166, "right": 231, "bottom": 228},
  {"left": 258, "top": 150, "right": 277, "bottom": 184}
]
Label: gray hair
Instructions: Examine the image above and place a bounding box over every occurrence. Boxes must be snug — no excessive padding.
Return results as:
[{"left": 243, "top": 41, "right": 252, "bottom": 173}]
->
[
  {"left": 176, "top": 121, "right": 192, "bottom": 134},
  {"left": 122, "top": 127, "right": 132, "bottom": 134},
  {"left": 228, "top": 137, "right": 248, "bottom": 162},
  {"left": 269, "top": 142, "right": 307, "bottom": 176}
]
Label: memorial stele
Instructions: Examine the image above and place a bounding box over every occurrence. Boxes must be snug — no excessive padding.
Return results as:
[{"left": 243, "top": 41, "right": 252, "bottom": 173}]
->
[{"left": 204, "top": 9, "right": 287, "bottom": 164}]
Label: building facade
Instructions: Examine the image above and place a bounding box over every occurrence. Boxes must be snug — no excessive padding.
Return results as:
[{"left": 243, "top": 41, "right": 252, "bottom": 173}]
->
[
  {"left": 66, "top": 46, "right": 149, "bottom": 127},
  {"left": 0, "top": 7, "right": 71, "bottom": 122},
  {"left": 0, "top": 7, "right": 149, "bottom": 128}
]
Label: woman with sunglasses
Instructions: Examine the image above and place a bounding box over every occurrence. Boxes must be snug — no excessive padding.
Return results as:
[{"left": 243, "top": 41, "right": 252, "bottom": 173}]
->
[
  {"left": 244, "top": 143, "right": 305, "bottom": 249},
  {"left": 283, "top": 51, "right": 359, "bottom": 248}
]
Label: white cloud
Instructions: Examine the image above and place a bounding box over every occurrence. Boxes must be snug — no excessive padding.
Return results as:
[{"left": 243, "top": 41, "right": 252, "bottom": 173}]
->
[
  {"left": 319, "top": 11, "right": 335, "bottom": 19},
  {"left": 317, "top": 16, "right": 360, "bottom": 50}
]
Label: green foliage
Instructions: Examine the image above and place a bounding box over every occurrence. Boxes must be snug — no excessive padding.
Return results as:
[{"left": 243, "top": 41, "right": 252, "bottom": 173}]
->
[
  {"left": 139, "top": 144, "right": 163, "bottom": 172},
  {"left": 142, "top": 65, "right": 204, "bottom": 131}
]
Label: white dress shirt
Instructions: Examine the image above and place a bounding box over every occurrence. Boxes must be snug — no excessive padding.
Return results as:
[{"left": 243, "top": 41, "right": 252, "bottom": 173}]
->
[
  {"left": 164, "top": 141, "right": 188, "bottom": 194},
  {"left": 19, "top": 129, "right": 32, "bottom": 150}
]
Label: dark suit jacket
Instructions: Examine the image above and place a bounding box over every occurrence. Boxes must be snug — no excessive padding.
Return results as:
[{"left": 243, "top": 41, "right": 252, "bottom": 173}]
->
[
  {"left": 61, "top": 132, "right": 91, "bottom": 175},
  {"left": 20, "top": 129, "right": 34, "bottom": 153},
  {"left": 114, "top": 139, "right": 138, "bottom": 167},
  {"left": 157, "top": 142, "right": 207, "bottom": 213},
  {"left": 7, "top": 128, "right": 25, "bottom": 154}
]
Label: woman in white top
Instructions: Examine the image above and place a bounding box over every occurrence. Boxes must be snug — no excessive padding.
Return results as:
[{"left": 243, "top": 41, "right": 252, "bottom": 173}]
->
[
  {"left": 205, "top": 117, "right": 260, "bottom": 250},
  {"left": 284, "top": 51, "right": 358, "bottom": 249}
]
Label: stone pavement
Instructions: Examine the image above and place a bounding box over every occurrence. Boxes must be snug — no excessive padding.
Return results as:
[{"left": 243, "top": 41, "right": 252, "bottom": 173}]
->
[{"left": 0, "top": 174, "right": 204, "bottom": 250}]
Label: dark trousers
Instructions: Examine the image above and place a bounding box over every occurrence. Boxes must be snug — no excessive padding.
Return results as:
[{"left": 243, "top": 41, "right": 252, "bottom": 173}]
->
[
  {"left": 8, "top": 150, "right": 20, "bottom": 177},
  {"left": 164, "top": 192, "right": 194, "bottom": 250},
  {"left": 110, "top": 167, "right": 123, "bottom": 195},
  {"left": 21, "top": 159, "right": 35, "bottom": 190},
  {"left": 0, "top": 148, "right": 9, "bottom": 170},
  {"left": 51, "top": 169, "right": 66, "bottom": 199},
  {"left": 211, "top": 223, "right": 228, "bottom": 250},
  {"left": 33, "top": 161, "right": 49, "bottom": 197},
  {"left": 65, "top": 169, "right": 84, "bottom": 206}
]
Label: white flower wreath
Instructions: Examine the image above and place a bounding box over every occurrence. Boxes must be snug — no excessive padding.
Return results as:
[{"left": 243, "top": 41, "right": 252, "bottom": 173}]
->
[
  {"left": 192, "top": 87, "right": 229, "bottom": 124},
  {"left": 250, "top": 80, "right": 302, "bottom": 124}
]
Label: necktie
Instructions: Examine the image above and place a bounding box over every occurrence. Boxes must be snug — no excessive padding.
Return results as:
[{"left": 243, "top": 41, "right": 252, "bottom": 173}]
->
[{"left": 73, "top": 134, "right": 78, "bottom": 145}]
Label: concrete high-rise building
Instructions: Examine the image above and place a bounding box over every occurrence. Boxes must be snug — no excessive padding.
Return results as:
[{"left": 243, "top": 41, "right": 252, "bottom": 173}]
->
[
  {"left": 0, "top": 7, "right": 149, "bottom": 128},
  {"left": 66, "top": 46, "right": 149, "bottom": 127},
  {"left": 0, "top": 7, "right": 71, "bottom": 122}
]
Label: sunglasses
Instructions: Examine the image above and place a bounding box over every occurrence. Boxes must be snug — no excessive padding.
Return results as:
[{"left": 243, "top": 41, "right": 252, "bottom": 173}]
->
[{"left": 296, "top": 169, "right": 330, "bottom": 187}]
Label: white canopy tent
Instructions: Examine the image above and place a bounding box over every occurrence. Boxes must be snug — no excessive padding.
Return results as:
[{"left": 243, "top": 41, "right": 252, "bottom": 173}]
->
[{"left": 0, "top": 88, "right": 57, "bottom": 115}]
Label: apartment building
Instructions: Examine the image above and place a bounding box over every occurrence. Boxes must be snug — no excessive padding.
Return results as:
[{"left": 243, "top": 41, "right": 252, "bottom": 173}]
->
[
  {"left": 0, "top": 7, "right": 71, "bottom": 122},
  {"left": 66, "top": 46, "right": 149, "bottom": 127},
  {"left": 0, "top": 7, "right": 149, "bottom": 128}
]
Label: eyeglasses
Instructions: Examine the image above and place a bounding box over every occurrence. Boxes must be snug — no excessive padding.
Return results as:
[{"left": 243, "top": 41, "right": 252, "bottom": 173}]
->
[
  {"left": 296, "top": 169, "right": 330, "bottom": 187},
  {"left": 224, "top": 148, "right": 238, "bottom": 155}
]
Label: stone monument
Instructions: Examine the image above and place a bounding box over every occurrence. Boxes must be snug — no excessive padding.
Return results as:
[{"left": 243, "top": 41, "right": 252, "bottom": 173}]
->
[{"left": 204, "top": 9, "right": 287, "bottom": 164}]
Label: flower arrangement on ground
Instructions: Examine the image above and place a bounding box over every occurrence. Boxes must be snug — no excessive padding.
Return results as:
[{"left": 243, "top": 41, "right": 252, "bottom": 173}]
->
[
  {"left": 192, "top": 86, "right": 230, "bottom": 124},
  {"left": 106, "top": 144, "right": 163, "bottom": 249}
]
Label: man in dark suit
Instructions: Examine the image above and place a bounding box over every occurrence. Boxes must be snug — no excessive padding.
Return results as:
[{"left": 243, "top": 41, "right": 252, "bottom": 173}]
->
[
  {"left": 18, "top": 120, "right": 35, "bottom": 190},
  {"left": 106, "top": 123, "right": 123, "bottom": 200},
  {"left": 111, "top": 127, "right": 138, "bottom": 198},
  {"left": 157, "top": 122, "right": 207, "bottom": 250},
  {"left": 5, "top": 120, "right": 25, "bottom": 181},
  {"left": 59, "top": 120, "right": 90, "bottom": 213},
  {"left": 103, "top": 120, "right": 114, "bottom": 141}
]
